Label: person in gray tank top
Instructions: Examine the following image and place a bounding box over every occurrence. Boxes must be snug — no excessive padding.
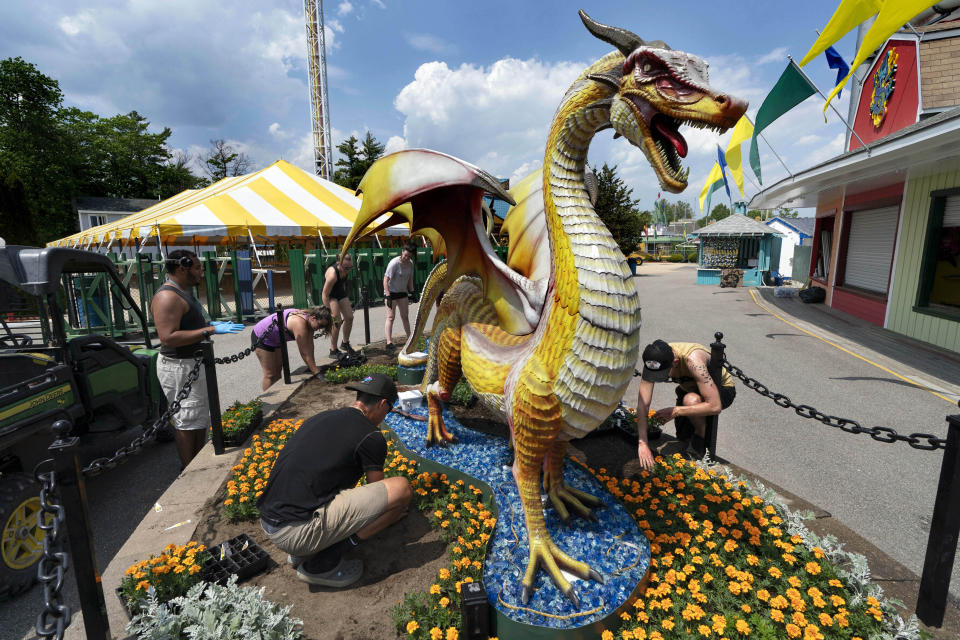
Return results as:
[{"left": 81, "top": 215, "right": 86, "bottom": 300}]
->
[{"left": 151, "top": 250, "right": 243, "bottom": 467}]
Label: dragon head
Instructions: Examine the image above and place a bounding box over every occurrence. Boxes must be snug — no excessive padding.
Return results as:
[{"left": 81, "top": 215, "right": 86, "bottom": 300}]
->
[{"left": 580, "top": 11, "right": 748, "bottom": 193}]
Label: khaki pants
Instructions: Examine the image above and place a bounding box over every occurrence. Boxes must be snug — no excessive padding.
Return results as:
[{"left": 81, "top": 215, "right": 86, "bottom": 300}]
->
[
  {"left": 263, "top": 482, "right": 389, "bottom": 556},
  {"left": 156, "top": 354, "right": 209, "bottom": 431}
]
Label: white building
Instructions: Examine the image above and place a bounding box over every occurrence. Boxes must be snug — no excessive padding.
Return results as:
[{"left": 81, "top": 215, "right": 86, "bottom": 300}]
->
[{"left": 765, "top": 217, "right": 815, "bottom": 278}]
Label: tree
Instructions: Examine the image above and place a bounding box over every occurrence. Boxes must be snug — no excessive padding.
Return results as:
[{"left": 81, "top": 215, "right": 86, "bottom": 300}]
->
[
  {"left": 333, "top": 131, "right": 385, "bottom": 190},
  {"left": 592, "top": 163, "right": 646, "bottom": 256},
  {"left": 204, "top": 139, "right": 251, "bottom": 181},
  {"left": 696, "top": 203, "right": 732, "bottom": 228},
  {"left": 775, "top": 206, "right": 799, "bottom": 218},
  {"left": 0, "top": 170, "right": 36, "bottom": 245}
]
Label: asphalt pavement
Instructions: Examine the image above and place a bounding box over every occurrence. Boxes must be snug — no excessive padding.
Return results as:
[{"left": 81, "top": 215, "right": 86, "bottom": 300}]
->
[{"left": 621, "top": 263, "right": 960, "bottom": 606}]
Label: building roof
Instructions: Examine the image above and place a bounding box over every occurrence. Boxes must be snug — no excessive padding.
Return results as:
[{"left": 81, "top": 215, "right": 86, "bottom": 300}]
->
[
  {"left": 75, "top": 197, "right": 159, "bottom": 213},
  {"left": 692, "top": 214, "right": 779, "bottom": 236},
  {"left": 766, "top": 217, "right": 815, "bottom": 238},
  {"left": 749, "top": 106, "right": 960, "bottom": 210}
]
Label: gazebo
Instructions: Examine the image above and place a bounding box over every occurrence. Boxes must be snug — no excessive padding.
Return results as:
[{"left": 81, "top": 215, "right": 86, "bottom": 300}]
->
[{"left": 692, "top": 215, "right": 781, "bottom": 287}]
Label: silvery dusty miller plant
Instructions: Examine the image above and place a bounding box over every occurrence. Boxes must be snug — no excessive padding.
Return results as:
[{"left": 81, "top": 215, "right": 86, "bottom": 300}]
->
[{"left": 126, "top": 575, "right": 302, "bottom": 640}]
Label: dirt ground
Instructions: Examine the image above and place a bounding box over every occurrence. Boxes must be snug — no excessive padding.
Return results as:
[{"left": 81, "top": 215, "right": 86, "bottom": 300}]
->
[{"left": 191, "top": 343, "right": 660, "bottom": 640}]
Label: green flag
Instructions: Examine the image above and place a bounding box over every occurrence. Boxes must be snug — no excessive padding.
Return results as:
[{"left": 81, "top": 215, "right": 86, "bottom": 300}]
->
[{"left": 749, "top": 61, "right": 817, "bottom": 184}]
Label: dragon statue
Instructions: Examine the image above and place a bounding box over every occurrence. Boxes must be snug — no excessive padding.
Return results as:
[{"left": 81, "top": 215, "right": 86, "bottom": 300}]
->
[{"left": 339, "top": 11, "right": 747, "bottom": 607}]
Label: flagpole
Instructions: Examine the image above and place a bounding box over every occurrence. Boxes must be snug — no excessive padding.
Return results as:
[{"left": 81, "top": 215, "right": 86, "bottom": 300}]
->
[
  {"left": 759, "top": 131, "right": 794, "bottom": 178},
  {"left": 787, "top": 56, "right": 871, "bottom": 153}
]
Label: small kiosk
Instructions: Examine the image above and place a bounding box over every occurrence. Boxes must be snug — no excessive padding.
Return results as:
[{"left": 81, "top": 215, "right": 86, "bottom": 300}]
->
[{"left": 693, "top": 215, "right": 781, "bottom": 286}]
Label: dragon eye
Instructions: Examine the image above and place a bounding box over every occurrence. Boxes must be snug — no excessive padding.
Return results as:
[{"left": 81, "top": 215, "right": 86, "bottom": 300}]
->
[{"left": 642, "top": 62, "right": 652, "bottom": 72}]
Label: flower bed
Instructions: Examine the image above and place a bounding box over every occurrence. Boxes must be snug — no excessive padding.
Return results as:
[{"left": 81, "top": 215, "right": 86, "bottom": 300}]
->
[
  {"left": 219, "top": 399, "right": 264, "bottom": 447},
  {"left": 219, "top": 413, "right": 915, "bottom": 640},
  {"left": 118, "top": 541, "right": 211, "bottom": 615}
]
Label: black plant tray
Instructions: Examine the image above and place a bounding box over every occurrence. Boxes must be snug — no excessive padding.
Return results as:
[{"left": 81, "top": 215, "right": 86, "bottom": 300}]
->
[
  {"left": 221, "top": 409, "right": 263, "bottom": 447},
  {"left": 200, "top": 533, "right": 269, "bottom": 584},
  {"left": 116, "top": 586, "right": 134, "bottom": 620}
]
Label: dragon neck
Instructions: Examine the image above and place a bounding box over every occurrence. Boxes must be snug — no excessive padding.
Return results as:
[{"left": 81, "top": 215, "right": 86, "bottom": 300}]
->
[{"left": 542, "top": 54, "right": 620, "bottom": 310}]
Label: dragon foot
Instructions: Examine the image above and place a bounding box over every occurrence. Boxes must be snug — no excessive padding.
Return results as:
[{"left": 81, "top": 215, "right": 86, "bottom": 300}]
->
[
  {"left": 546, "top": 482, "right": 604, "bottom": 525},
  {"left": 425, "top": 382, "right": 457, "bottom": 446},
  {"left": 521, "top": 535, "right": 603, "bottom": 607}
]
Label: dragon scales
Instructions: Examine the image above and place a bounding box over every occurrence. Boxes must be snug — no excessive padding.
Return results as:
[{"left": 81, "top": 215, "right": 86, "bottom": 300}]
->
[{"left": 339, "top": 11, "right": 747, "bottom": 608}]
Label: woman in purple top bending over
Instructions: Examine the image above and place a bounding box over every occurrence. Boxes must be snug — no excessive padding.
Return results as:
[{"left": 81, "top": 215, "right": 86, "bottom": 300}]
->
[{"left": 251, "top": 307, "right": 332, "bottom": 390}]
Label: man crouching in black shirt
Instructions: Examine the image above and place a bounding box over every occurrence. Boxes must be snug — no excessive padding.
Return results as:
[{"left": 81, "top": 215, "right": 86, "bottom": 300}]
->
[{"left": 256, "top": 374, "right": 411, "bottom": 587}]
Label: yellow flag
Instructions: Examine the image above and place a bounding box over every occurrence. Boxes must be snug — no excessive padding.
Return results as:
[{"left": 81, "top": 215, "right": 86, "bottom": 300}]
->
[
  {"left": 824, "top": 0, "right": 939, "bottom": 112},
  {"left": 724, "top": 116, "right": 754, "bottom": 198},
  {"left": 699, "top": 162, "right": 725, "bottom": 213},
  {"left": 799, "top": 0, "right": 883, "bottom": 67}
]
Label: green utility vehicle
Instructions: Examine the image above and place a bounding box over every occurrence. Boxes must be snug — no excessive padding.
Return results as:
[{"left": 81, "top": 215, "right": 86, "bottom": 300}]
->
[{"left": 0, "top": 246, "right": 164, "bottom": 600}]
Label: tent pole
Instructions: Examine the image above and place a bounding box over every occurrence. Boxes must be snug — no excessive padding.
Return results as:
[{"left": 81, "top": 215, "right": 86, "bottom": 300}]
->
[
  {"left": 318, "top": 230, "right": 328, "bottom": 257},
  {"left": 375, "top": 233, "right": 382, "bottom": 249},
  {"left": 247, "top": 227, "right": 263, "bottom": 268}
]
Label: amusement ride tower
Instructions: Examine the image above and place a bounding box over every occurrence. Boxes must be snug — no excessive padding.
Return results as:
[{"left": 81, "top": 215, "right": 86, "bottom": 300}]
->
[{"left": 304, "top": 0, "right": 333, "bottom": 179}]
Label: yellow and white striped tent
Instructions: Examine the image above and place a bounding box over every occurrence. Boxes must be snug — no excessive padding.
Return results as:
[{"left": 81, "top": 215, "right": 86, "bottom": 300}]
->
[{"left": 48, "top": 160, "right": 406, "bottom": 248}]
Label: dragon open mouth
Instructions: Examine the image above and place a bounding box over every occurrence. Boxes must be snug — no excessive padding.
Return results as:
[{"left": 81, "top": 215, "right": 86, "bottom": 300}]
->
[{"left": 650, "top": 113, "right": 687, "bottom": 177}]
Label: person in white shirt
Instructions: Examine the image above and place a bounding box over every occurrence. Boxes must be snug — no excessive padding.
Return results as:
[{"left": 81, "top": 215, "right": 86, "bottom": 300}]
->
[{"left": 383, "top": 242, "right": 416, "bottom": 350}]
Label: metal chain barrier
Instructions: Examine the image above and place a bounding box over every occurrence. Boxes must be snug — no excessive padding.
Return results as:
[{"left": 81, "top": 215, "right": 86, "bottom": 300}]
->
[
  {"left": 82, "top": 352, "right": 204, "bottom": 477},
  {"left": 212, "top": 316, "right": 278, "bottom": 365},
  {"left": 34, "top": 461, "right": 71, "bottom": 638},
  {"left": 722, "top": 357, "right": 948, "bottom": 451}
]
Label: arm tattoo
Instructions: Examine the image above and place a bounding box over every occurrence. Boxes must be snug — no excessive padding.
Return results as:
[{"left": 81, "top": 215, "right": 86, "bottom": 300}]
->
[{"left": 693, "top": 362, "right": 715, "bottom": 389}]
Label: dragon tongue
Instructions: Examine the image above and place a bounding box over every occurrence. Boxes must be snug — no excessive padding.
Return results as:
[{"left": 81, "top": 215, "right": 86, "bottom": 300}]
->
[{"left": 652, "top": 115, "right": 688, "bottom": 158}]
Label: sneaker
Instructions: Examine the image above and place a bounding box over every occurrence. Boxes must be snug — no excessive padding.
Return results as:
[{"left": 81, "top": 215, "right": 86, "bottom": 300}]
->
[
  {"left": 287, "top": 554, "right": 310, "bottom": 567},
  {"left": 329, "top": 348, "right": 342, "bottom": 358},
  {"left": 296, "top": 556, "right": 363, "bottom": 588},
  {"left": 341, "top": 342, "right": 357, "bottom": 355},
  {"left": 385, "top": 342, "right": 395, "bottom": 352}
]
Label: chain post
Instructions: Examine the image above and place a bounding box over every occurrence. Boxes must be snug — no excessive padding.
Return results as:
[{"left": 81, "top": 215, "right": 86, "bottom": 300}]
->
[
  {"left": 361, "top": 284, "right": 371, "bottom": 345},
  {"left": 276, "top": 303, "right": 292, "bottom": 384},
  {"left": 917, "top": 406, "right": 960, "bottom": 628},
  {"left": 49, "top": 420, "right": 111, "bottom": 640},
  {"left": 200, "top": 341, "right": 225, "bottom": 455},
  {"left": 705, "top": 331, "right": 725, "bottom": 457}
]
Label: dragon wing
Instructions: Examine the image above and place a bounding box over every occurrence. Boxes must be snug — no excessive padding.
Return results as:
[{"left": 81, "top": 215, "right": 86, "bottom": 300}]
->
[{"left": 340, "top": 149, "right": 544, "bottom": 334}]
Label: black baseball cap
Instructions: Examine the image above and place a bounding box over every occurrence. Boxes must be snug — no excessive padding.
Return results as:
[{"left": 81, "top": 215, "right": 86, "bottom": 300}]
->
[
  {"left": 345, "top": 373, "right": 398, "bottom": 404},
  {"left": 641, "top": 340, "right": 674, "bottom": 382}
]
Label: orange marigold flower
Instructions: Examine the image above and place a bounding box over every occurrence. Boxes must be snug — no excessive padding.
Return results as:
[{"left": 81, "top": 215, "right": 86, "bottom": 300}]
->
[
  {"left": 771, "top": 609, "right": 785, "bottom": 623},
  {"left": 445, "top": 628, "right": 458, "bottom": 640},
  {"left": 406, "top": 620, "right": 419, "bottom": 634},
  {"left": 805, "top": 562, "right": 821, "bottom": 575},
  {"left": 430, "top": 628, "right": 443, "bottom": 640}
]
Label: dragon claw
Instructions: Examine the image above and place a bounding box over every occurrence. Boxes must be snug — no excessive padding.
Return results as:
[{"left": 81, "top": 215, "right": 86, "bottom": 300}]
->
[{"left": 562, "top": 586, "right": 580, "bottom": 609}]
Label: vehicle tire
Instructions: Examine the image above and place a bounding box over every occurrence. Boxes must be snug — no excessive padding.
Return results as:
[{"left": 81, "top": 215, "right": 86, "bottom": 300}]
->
[{"left": 0, "top": 472, "right": 46, "bottom": 602}]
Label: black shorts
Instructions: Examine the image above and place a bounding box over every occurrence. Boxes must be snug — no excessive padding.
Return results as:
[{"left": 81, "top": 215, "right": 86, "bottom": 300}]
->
[
  {"left": 388, "top": 292, "right": 408, "bottom": 300},
  {"left": 252, "top": 331, "right": 276, "bottom": 353},
  {"left": 674, "top": 384, "right": 736, "bottom": 409}
]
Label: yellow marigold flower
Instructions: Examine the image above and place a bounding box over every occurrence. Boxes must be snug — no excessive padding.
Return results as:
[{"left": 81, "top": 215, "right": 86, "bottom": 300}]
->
[
  {"left": 769, "top": 566, "right": 782, "bottom": 578},
  {"left": 818, "top": 613, "right": 833, "bottom": 626},
  {"left": 805, "top": 562, "right": 821, "bottom": 575},
  {"left": 662, "top": 618, "right": 675, "bottom": 630},
  {"left": 771, "top": 609, "right": 785, "bottom": 623},
  {"left": 439, "top": 597, "right": 450, "bottom": 608},
  {"left": 174, "top": 565, "right": 186, "bottom": 574},
  {"left": 787, "top": 576, "right": 802, "bottom": 587},
  {"left": 601, "top": 631, "right": 614, "bottom": 640},
  {"left": 697, "top": 624, "right": 711, "bottom": 636},
  {"left": 829, "top": 594, "right": 845, "bottom": 607},
  {"left": 445, "top": 628, "right": 458, "bottom": 640},
  {"left": 136, "top": 580, "right": 150, "bottom": 591},
  {"left": 133, "top": 571, "right": 147, "bottom": 580},
  {"left": 439, "top": 568, "right": 450, "bottom": 580},
  {"left": 406, "top": 620, "right": 419, "bottom": 634},
  {"left": 741, "top": 604, "right": 752, "bottom": 614},
  {"left": 735, "top": 619, "right": 750, "bottom": 635},
  {"left": 188, "top": 564, "right": 200, "bottom": 575},
  {"left": 828, "top": 578, "right": 843, "bottom": 588},
  {"left": 711, "top": 614, "right": 726, "bottom": 633},
  {"left": 430, "top": 628, "right": 443, "bottom": 640}
]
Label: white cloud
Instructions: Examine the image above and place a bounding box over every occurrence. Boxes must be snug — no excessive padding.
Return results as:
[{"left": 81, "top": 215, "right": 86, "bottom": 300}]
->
[
  {"left": 370, "top": 0, "right": 386, "bottom": 8},
  {"left": 268, "top": 122, "right": 291, "bottom": 140},
  {"left": 337, "top": 2, "right": 353, "bottom": 16},
  {"left": 405, "top": 33, "right": 456, "bottom": 55},
  {"left": 58, "top": 11, "right": 94, "bottom": 36},
  {"left": 390, "top": 57, "right": 585, "bottom": 179},
  {"left": 384, "top": 135, "right": 407, "bottom": 154},
  {"left": 755, "top": 47, "right": 789, "bottom": 66},
  {"left": 795, "top": 134, "right": 823, "bottom": 146}
]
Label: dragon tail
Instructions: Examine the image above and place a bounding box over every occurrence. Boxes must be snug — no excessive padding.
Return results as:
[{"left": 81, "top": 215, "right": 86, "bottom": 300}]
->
[{"left": 397, "top": 260, "right": 448, "bottom": 367}]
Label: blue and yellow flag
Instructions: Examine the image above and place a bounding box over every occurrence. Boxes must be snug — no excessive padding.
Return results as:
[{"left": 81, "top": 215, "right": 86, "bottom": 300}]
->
[
  {"left": 799, "top": 0, "right": 882, "bottom": 67},
  {"left": 699, "top": 162, "right": 725, "bottom": 214}
]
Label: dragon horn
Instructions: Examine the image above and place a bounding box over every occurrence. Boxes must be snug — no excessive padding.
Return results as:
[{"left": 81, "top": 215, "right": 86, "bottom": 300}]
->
[{"left": 578, "top": 9, "right": 645, "bottom": 57}]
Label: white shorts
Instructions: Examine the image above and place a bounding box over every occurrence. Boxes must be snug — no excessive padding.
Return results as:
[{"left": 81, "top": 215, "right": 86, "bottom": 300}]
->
[{"left": 156, "top": 354, "right": 209, "bottom": 431}]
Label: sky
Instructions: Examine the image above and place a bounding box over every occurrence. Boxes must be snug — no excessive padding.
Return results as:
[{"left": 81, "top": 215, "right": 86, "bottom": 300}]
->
[{"left": 0, "top": 0, "right": 870, "bottom": 218}]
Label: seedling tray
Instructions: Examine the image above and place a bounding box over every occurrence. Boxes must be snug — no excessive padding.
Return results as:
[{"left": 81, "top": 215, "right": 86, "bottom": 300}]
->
[
  {"left": 221, "top": 409, "right": 263, "bottom": 447},
  {"left": 201, "top": 532, "right": 269, "bottom": 584}
]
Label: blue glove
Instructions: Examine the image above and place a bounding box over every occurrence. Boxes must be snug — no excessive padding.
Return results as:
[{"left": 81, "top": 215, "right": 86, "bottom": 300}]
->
[{"left": 211, "top": 321, "right": 244, "bottom": 334}]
